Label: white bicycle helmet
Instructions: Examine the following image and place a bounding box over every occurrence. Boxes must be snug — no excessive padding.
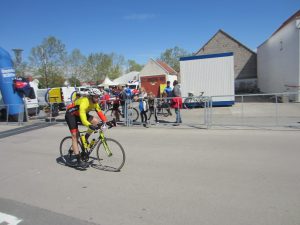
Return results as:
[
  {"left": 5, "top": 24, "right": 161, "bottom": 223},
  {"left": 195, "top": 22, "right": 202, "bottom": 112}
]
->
[{"left": 88, "top": 88, "right": 101, "bottom": 96}]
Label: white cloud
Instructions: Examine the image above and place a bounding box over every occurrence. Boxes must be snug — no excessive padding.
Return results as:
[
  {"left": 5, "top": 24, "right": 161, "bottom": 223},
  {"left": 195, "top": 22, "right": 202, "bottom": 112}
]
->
[{"left": 124, "top": 13, "right": 157, "bottom": 20}]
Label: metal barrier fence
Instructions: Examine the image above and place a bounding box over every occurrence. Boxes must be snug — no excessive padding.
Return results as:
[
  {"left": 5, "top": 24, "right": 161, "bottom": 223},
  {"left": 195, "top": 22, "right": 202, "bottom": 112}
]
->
[
  {"left": 104, "top": 97, "right": 210, "bottom": 128},
  {"left": 0, "top": 104, "right": 25, "bottom": 125},
  {"left": 1, "top": 92, "right": 300, "bottom": 129},
  {"left": 0, "top": 101, "right": 64, "bottom": 124},
  {"left": 208, "top": 92, "right": 300, "bottom": 128}
]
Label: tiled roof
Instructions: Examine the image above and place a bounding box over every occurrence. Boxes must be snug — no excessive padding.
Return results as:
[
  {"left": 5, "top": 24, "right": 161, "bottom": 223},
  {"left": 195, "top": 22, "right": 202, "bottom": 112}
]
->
[
  {"left": 195, "top": 29, "right": 256, "bottom": 55},
  {"left": 156, "top": 60, "right": 177, "bottom": 75}
]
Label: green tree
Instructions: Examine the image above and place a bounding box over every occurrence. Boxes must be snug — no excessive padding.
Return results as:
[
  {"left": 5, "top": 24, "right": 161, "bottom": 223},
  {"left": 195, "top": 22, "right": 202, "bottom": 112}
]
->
[
  {"left": 159, "top": 46, "right": 189, "bottom": 72},
  {"left": 83, "top": 52, "right": 124, "bottom": 83},
  {"left": 36, "top": 67, "right": 65, "bottom": 87},
  {"left": 96, "top": 53, "right": 112, "bottom": 82},
  {"left": 68, "top": 49, "right": 86, "bottom": 83},
  {"left": 29, "top": 36, "right": 67, "bottom": 88},
  {"left": 12, "top": 49, "right": 27, "bottom": 77},
  {"left": 108, "top": 53, "right": 124, "bottom": 80},
  {"left": 83, "top": 53, "right": 103, "bottom": 83},
  {"left": 14, "top": 62, "right": 28, "bottom": 77},
  {"left": 127, "top": 60, "right": 143, "bottom": 72},
  {"left": 68, "top": 75, "right": 81, "bottom": 87}
]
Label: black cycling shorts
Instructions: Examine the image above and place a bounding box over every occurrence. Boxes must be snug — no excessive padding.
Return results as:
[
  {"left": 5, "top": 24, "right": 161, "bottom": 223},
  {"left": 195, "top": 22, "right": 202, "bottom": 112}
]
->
[
  {"left": 112, "top": 103, "right": 119, "bottom": 110},
  {"left": 65, "top": 112, "right": 93, "bottom": 133}
]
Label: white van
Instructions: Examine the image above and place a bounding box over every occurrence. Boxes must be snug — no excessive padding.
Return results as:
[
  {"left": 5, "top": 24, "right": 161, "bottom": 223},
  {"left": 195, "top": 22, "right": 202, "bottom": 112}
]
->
[
  {"left": 75, "top": 86, "right": 92, "bottom": 96},
  {"left": 36, "top": 88, "right": 48, "bottom": 106},
  {"left": 46, "top": 86, "right": 76, "bottom": 110},
  {"left": 23, "top": 79, "right": 39, "bottom": 116}
]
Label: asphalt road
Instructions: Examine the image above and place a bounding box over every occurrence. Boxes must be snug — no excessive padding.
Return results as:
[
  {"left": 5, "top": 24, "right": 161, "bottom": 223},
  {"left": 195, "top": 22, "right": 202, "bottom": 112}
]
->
[
  {"left": 0, "top": 198, "right": 97, "bottom": 225},
  {"left": 0, "top": 123, "right": 300, "bottom": 225}
]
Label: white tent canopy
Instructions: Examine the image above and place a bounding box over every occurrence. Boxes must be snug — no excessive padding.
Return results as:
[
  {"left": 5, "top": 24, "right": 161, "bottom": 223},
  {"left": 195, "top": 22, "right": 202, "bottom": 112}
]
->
[
  {"left": 113, "top": 71, "right": 139, "bottom": 85},
  {"left": 98, "top": 76, "right": 117, "bottom": 87}
]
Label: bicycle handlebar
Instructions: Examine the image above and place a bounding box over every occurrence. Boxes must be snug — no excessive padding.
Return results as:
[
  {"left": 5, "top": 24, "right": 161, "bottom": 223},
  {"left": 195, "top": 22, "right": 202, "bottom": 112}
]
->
[{"left": 96, "top": 119, "right": 117, "bottom": 130}]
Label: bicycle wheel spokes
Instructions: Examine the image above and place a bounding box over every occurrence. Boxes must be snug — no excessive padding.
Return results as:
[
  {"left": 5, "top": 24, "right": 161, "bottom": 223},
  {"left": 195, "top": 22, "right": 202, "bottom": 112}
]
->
[
  {"left": 127, "top": 108, "right": 139, "bottom": 122},
  {"left": 59, "top": 136, "right": 77, "bottom": 165},
  {"left": 96, "top": 138, "right": 125, "bottom": 172}
]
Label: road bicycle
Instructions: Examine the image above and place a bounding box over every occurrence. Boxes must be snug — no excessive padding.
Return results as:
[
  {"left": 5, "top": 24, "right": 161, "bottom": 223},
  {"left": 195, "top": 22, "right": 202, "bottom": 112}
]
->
[
  {"left": 155, "top": 98, "right": 172, "bottom": 117},
  {"left": 183, "top": 92, "right": 208, "bottom": 109},
  {"left": 59, "top": 119, "right": 125, "bottom": 171},
  {"left": 104, "top": 104, "right": 139, "bottom": 122},
  {"left": 147, "top": 98, "right": 172, "bottom": 121}
]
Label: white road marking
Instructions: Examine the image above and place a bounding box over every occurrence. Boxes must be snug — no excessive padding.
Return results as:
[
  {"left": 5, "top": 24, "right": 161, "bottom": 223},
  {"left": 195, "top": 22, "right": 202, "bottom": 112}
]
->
[{"left": 0, "top": 212, "right": 22, "bottom": 225}]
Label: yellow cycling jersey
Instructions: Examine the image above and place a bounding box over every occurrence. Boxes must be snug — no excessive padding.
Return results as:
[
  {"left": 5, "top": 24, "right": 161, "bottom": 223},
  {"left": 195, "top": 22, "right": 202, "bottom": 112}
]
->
[{"left": 67, "top": 97, "right": 106, "bottom": 127}]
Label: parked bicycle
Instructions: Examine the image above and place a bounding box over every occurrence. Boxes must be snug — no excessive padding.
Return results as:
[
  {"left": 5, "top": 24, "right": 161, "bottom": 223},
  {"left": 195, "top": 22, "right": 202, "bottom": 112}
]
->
[
  {"left": 105, "top": 104, "right": 139, "bottom": 122},
  {"left": 59, "top": 119, "right": 125, "bottom": 172},
  {"left": 155, "top": 98, "right": 172, "bottom": 117},
  {"left": 183, "top": 92, "right": 208, "bottom": 109}
]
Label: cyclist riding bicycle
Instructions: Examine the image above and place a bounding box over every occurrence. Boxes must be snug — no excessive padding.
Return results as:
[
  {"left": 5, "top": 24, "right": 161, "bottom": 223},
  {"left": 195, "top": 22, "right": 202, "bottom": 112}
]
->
[
  {"left": 111, "top": 85, "right": 123, "bottom": 121},
  {"left": 65, "top": 88, "right": 107, "bottom": 168}
]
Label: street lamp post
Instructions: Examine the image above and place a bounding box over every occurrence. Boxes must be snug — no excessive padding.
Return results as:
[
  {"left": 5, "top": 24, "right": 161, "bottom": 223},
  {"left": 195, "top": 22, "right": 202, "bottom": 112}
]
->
[{"left": 12, "top": 48, "right": 23, "bottom": 76}]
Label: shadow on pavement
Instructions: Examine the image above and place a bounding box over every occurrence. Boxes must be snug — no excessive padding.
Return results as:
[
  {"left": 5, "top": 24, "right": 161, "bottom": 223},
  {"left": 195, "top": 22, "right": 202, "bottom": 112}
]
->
[
  {"left": 55, "top": 157, "right": 87, "bottom": 171},
  {"left": 55, "top": 156, "right": 120, "bottom": 172}
]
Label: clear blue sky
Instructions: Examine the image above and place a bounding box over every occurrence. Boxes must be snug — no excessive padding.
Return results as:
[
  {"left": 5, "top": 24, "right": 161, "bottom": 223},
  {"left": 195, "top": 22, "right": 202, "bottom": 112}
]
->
[{"left": 0, "top": 0, "right": 299, "bottom": 65}]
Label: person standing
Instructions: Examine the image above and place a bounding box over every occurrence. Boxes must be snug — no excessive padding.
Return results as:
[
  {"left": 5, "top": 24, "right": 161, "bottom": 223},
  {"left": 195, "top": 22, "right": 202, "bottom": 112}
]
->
[
  {"left": 163, "top": 81, "right": 173, "bottom": 116},
  {"left": 164, "top": 81, "right": 173, "bottom": 98},
  {"left": 171, "top": 80, "right": 182, "bottom": 125},
  {"left": 147, "top": 92, "right": 158, "bottom": 124},
  {"left": 138, "top": 87, "right": 148, "bottom": 127}
]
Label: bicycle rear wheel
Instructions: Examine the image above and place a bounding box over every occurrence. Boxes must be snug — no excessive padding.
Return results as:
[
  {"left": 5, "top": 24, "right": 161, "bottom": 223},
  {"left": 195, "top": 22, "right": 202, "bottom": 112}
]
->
[
  {"left": 59, "top": 136, "right": 82, "bottom": 166},
  {"left": 127, "top": 107, "right": 139, "bottom": 122},
  {"left": 96, "top": 138, "right": 125, "bottom": 172}
]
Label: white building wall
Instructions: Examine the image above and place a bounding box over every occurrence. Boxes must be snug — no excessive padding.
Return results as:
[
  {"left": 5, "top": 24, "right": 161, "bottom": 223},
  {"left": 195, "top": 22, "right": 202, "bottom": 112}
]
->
[
  {"left": 180, "top": 53, "right": 234, "bottom": 103},
  {"left": 258, "top": 19, "right": 300, "bottom": 94},
  {"left": 113, "top": 71, "right": 139, "bottom": 85},
  {"left": 139, "top": 59, "right": 167, "bottom": 77}
]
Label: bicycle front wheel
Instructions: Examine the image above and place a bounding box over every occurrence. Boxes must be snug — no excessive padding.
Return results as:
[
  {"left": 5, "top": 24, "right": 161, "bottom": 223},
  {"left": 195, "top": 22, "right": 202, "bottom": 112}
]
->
[
  {"left": 162, "top": 108, "right": 170, "bottom": 117},
  {"left": 96, "top": 138, "right": 125, "bottom": 172},
  {"left": 60, "top": 136, "right": 82, "bottom": 166},
  {"left": 183, "top": 98, "right": 193, "bottom": 109}
]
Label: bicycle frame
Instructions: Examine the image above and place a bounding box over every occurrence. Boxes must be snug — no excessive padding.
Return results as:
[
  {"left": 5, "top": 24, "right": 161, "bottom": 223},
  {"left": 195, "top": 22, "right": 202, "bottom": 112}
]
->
[
  {"left": 78, "top": 129, "right": 112, "bottom": 161},
  {"left": 155, "top": 98, "right": 171, "bottom": 117},
  {"left": 183, "top": 92, "right": 207, "bottom": 109},
  {"left": 99, "top": 131, "right": 112, "bottom": 156}
]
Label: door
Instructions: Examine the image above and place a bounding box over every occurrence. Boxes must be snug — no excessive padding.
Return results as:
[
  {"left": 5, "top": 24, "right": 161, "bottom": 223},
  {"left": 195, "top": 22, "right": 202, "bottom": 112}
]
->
[{"left": 141, "top": 75, "right": 166, "bottom": 97}]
